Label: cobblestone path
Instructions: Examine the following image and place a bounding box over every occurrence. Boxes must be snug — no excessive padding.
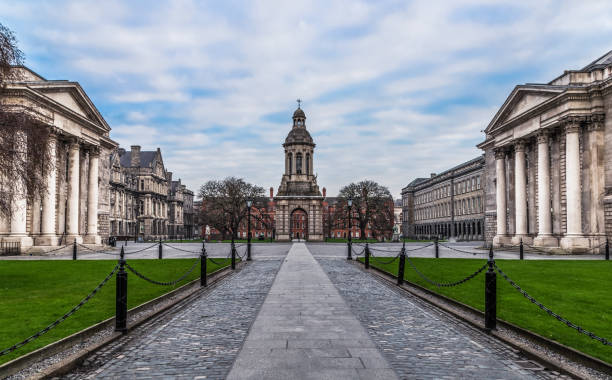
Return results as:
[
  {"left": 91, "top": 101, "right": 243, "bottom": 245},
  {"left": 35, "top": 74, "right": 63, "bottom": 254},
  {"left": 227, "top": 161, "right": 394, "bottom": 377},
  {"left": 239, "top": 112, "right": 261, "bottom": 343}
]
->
[
  {"left": 61, "top": 260, "right": 282, "bottom": 380},
  {"left": 317, "top": 258, "right": 569, "bottom": 380}
]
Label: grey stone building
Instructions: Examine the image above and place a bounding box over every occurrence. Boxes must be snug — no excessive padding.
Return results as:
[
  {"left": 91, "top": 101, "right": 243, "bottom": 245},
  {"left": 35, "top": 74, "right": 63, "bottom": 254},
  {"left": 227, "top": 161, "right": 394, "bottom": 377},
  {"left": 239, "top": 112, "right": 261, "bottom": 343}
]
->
[
  {"left": 0, "top": 66, "right": 116, "bottom": 251},
  {"left": 274, "top": 105, "right": 324, "bottom": 241},
  {"left": 168, "top": 176, "right": 194, "bottom": 239},
  {"left": 401, "top": 156, "right": 485, "bottom": 241},
  {"left": 478, "top": 50, "right": 612, "bottom": 252}
]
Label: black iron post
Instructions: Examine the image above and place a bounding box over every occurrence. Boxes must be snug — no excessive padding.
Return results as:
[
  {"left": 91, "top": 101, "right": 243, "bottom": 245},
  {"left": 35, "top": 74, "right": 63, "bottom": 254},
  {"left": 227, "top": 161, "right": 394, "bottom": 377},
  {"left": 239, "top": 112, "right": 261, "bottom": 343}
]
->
[
  {"left": 124, "top": 238, "right": 127, "bottom": 246},
  {"left": 347, "top": 201, "right": 353, "bottom": 260},
  {"left": 200, "top": 241, "right": 207, "bottom": 287},
  {"left": 519, "top": 239, "right": 524, "bottom": 260},
  {"left": 158, "top": 238, "right": 162, "bottom": 259},
  {"left": 115, "top": 246, "right": 128, "bottom": 333},
  {"left": 247, "top": 202, "right": 252, "bottom": 261},
  {"left": 606, "top": 238, "right": 609, "bottom": 261},
  {"left": 397, "top": 240, "right": 406, "bottom": 286},
  {"left": 72, "top": 240, "right": 77, "bottom": 260},
  {"left": 231, "top": 238, "right": 236, "bottom": 270},
  {"left": 485, "top": 245, "right": 497, "bottom": 331},
  {"left": 365, "top": 242, "right": 370, "bottom": 269},
  {"left": 434, "top": 236, "right": 439, "bottom": 258}
]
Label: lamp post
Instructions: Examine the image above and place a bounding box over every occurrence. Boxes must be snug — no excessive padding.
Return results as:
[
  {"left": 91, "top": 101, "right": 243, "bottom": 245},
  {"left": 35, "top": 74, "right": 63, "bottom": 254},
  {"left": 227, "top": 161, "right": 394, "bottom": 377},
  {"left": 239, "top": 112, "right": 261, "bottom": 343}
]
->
[
  {"left": 246, "top": 199, "right": 252, "bottom": 261},
  {"left": 347, "top": 199, "right": 353, "bottom": 260}
]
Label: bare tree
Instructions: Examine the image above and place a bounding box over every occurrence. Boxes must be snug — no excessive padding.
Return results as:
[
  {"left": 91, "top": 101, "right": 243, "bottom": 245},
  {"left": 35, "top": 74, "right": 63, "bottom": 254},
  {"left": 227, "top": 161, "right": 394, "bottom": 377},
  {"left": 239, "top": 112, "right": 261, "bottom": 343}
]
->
[
  {"left": 198, "top": 177, "right": 265, "bottom": 243},
  {"left": 0, "top": 23, "right": 54, "bottom": 219},
  {"left": 337, "top": 180, "right": 393, "bottom": 240}
]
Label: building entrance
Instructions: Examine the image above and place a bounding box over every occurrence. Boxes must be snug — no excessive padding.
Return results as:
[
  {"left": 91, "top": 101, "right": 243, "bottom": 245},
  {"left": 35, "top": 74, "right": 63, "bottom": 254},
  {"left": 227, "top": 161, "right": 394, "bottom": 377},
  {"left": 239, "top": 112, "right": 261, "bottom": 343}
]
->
[{"left": 290, "top": 209, "right": 308, "bottom": 240}]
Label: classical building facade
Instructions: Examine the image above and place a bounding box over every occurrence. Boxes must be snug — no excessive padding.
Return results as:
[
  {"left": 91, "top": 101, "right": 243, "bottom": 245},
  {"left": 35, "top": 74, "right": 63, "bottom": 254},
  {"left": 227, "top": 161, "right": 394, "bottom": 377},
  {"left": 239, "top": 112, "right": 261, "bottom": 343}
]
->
[
  {"left": 478, "top": 51, "right": 612, "bottom": 252},
  {"left": 402, "top": 156, "right": 485, "bottom": 241},
  {"left": 0, "top": 67, "right": 116, "bottom": 250},
  {"left": 274, "top": 106, "right": 324, "bottom": 241},
  {"left": 168, "top": 177, "right": 194, "bottom": 239}
]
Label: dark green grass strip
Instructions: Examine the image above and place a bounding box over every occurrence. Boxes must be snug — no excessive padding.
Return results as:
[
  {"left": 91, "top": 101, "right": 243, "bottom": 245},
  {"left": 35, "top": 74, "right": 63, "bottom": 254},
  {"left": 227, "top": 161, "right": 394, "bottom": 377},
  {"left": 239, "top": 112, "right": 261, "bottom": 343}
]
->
[
  {"left": 0, "top": 258, "right": 231, "bottom": 365},
  {"left": 360, "top": 257, "right": 612, "bottom": 365}
]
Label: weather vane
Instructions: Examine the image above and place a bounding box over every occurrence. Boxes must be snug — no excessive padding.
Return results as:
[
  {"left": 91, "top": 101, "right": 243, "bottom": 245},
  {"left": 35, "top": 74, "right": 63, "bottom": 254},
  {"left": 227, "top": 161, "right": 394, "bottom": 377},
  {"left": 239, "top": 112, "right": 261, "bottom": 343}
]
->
[{"left": 296, "top": 98, "right": 302, "bottom": 108}]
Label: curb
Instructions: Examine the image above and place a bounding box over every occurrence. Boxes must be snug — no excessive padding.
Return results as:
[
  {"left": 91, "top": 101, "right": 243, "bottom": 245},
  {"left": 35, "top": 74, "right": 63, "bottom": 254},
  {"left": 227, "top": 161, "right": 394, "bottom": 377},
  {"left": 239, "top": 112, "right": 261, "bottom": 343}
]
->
[
  {"left": 354, "top": 260, "right": 612, "bottom": 380},
  {"left": 0, "top": 260, "right": 241, "bottom": 379}
]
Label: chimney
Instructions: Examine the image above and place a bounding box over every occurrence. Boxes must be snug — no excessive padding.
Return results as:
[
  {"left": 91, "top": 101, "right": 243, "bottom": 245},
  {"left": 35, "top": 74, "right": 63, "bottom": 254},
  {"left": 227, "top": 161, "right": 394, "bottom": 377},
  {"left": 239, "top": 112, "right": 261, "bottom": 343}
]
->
[
  {"left": 430, "top": 173, "right": 436, "bottom": 178},
  {"left": 118, "top": 147, "right": 126, "bottom": 156},
  {"left": 270, "top": 187, "right": 274, "bottom": 199},
  {"left": 130, "top": 145, "right": 141, "bottom": 167},
  {"left": 322, "top": 187, "right": 326, "bottom": 197},
  {"left": 167, "top": 172, "right": 173, "bottom": 182}
]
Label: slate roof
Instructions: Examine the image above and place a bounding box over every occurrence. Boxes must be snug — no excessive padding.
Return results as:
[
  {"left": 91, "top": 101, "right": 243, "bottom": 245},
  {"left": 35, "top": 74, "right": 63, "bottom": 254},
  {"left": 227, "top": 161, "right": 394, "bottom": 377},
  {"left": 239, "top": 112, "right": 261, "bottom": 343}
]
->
[
  {"left": 582, "top": 50, "right": 612, "bottom": 71},
  {"left": 284, "top": 127, "right": 314, "bottom": 146},
  {"left": 119, "top": 151, "right": 157, "bottom": 168}
]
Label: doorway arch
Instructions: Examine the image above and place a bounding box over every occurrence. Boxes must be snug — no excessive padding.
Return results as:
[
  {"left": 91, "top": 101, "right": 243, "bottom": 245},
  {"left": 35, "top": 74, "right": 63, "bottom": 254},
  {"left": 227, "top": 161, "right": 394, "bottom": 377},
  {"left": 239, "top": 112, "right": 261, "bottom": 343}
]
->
[{"left": 290, "top": 208, "right": 308, "bottom": 240}]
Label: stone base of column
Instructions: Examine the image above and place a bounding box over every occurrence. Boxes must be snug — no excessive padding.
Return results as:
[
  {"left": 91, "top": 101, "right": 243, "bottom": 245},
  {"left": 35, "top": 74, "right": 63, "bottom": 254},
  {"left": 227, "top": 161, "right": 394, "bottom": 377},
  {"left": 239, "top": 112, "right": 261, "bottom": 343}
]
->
[
  {"left": 492, "top": 235, "right": 511, "bottom": 247},
  {"left": 4, "top": 235, "right": 34, "bottom": 249},
  {"left": 511, "top": 235, "right": 533, "bottom": 245},
  {"left": 559, "top": 235, "right": 590, "bottom": 253},
  {"left": 83, "top": 235, "right": 101, "bottom": 245},
  {"left": 35, "top": 235, "right": 59, "bottom": 246},
  {"left": 533, "top": 235, "right": 559, "bottom": 247},
  {"left": 66, "top": 235, "right": 83, "bottom": 244}
]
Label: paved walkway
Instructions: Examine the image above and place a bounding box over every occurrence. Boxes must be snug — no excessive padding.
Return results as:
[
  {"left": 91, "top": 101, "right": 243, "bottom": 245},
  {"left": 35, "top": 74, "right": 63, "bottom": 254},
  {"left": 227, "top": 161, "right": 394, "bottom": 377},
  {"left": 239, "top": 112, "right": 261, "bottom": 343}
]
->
[{"left": 227, "top": 243, "right": 398, "bottom": 379}]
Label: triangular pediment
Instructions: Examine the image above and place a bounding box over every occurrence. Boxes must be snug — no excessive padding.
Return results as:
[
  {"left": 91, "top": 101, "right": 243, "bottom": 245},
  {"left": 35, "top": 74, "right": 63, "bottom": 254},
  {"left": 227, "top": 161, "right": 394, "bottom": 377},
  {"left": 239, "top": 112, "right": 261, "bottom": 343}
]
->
[
  {"left": 485, "top": 86, "right": 563, "bottom": 134},
  {"left": 44, "top": 91, "right": 88, "bottom": 117}
]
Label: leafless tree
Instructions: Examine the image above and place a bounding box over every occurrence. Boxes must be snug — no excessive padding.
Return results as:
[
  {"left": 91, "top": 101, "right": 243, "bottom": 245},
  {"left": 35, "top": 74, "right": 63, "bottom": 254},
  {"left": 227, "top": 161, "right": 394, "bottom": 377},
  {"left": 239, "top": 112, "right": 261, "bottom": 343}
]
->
[
  {"left": 0, "top": 23, "right": 54, "bottom": 219},
  {"left": 337, "top": 180, "right": 394, "bottom": 240},
  {"left": 198, "top": 177, "right": 265, "bottom": 243}
]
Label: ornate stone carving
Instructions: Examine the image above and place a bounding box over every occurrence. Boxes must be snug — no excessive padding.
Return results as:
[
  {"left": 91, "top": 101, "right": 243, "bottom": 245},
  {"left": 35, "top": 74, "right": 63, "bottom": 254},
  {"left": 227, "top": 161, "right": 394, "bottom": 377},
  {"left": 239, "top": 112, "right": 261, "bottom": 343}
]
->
[
  {"left": 494, "top": 149, "right": 506, "bottom": 160},
  {"left": 536, "top": 130, "right": 549, "bottom": 144},
  {"left": 514, "top": 139, "right": 526, "bottom": 152},
  {"left": 587, "top": 113, "right": 605, "bottom": 131}
]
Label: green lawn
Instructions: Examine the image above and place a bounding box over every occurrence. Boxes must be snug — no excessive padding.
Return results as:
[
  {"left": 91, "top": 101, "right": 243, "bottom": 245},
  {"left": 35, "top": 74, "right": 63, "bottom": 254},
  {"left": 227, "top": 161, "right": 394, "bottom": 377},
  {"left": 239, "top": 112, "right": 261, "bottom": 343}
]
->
[
  {"left": 361, "top": 257, "right": 612, "bottom": 364},
  {"left": 325, "top": 238, "right": 378, "bottom": 243},
  {"left": 0, "top": 258, "right": 231, "bottom": 365}
]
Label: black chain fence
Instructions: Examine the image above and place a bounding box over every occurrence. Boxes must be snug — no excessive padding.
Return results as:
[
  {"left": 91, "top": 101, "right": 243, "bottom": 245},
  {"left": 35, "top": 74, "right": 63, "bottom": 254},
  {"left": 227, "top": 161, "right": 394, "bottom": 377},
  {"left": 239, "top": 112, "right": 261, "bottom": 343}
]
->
[
  {"left": 162, "top": 243, "right": 202, "bottom": 254},
  {"left": 405, "top": 256, "right": 487, "bottom": 287},
  {"left": 125, "top": 259, "right": 200, "bottom": 286},
  {"left": 0, "top": 263, "right": 120, "bottom": 357},
  {"left": 494, "top": 263, "right": 612, "bottom": 346}
]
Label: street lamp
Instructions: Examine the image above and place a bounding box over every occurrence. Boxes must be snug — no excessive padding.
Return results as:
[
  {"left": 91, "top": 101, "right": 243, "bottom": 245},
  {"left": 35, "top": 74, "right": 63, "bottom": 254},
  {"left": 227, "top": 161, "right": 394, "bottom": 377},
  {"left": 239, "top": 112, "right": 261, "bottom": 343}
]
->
[
  {"left": 347, "top": 199, "right": 353, "bottom": 260},
  {"left": 246, "top": 199, "right": 252, "bottom": 261}
]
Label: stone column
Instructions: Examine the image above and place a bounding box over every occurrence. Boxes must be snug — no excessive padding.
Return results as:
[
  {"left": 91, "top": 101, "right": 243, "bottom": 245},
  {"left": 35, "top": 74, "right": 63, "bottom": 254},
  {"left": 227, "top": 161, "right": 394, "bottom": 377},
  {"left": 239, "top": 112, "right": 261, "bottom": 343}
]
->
[
  {"left": 512, "top": 140, "right": 530, "bottom": 244},
  {"left": 587, "top": 116, "right": 605, "bottom": 243},
  {"left": 493, "top": 149, "right": 508, "bottom": 246},
  {"left": 7, "top": 131, "right": 34, "bottom": 248},
  {"left": 84, "top": 148, "right": 100, "bottom": 244},
  {"left": 66, "top": 139, "right": 82, "bottom": 243},
  {"left": 534, "top": 131, "right": 557, "bottom": 247},
  {"left": 560, "top": 121, "right": 589, "bottom": 251},
  {"left": 36, "top": 133, "right": 58, "bottom": 246}
]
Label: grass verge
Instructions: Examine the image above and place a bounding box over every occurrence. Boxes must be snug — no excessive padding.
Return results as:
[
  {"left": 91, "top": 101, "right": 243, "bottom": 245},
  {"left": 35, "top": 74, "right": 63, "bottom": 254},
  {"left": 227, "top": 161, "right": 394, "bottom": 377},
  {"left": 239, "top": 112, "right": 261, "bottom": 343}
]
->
[
  {"left": 360, "top": 257, "right": 612, "bottom": 364},
  {"left": 0, "top": 258, "right": 231, "bottom": 365}
]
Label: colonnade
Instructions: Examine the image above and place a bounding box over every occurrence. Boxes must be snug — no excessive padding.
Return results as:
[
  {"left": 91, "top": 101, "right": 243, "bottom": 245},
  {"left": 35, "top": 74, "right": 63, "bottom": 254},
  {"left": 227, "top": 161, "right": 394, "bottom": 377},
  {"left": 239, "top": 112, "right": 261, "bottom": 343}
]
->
[
  {"left": 493, "top": 116, "right": 604, "bottom": 250},
  {"left": 414, "top": 219, "right": 483, "bottom": 241}
]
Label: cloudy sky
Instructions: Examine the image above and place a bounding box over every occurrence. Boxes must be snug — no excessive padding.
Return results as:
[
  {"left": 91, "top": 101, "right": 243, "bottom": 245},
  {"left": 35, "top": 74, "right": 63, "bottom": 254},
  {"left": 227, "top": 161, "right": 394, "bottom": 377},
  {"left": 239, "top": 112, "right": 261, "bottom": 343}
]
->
[{"left": 2, "top": 1, "right": 612, "bottom": 197}]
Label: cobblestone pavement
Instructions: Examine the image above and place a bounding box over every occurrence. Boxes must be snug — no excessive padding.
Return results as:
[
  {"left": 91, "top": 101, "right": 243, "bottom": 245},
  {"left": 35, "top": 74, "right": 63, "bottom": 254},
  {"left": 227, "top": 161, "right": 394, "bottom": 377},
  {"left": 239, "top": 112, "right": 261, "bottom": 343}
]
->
[
  {"left": 317, "top": 258, "right": 570, "bottom": 380},
  {"left": 307, "top": 242, "right": 603, "bottom": 260},
  {"left": 2, "top": 242, "right": 292, "bottom": 261},
  {"left": 60, "top": 259, "right": 283, "bottom": 380}
]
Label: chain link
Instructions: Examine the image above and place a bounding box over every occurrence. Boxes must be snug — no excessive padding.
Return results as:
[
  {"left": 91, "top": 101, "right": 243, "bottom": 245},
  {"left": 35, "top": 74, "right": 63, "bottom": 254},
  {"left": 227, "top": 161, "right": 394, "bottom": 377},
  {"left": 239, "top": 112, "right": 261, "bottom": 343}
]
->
[
  {"left": 162, "top": 243, "right": 202, "bottom": 254},
  {"left": 438, "top": 243, "right": 485, "bottom": 255},
  {"left": 370, "top": 252, "right": 401, "bottom": 265},
  {"left": 494, "top": 264, "right": 612, "bottom": 346},
  {"left": 0, "top": 264, "right": 119, "bottom": 357},
  {"left": 351, "top": 246, "right": 365, "bottom": 257},
  {"left": 405, "top": 256, "right": 487, "bottom": 287},
  {"left": 125, "top": 259, "right": 200, "bottom": 286},
  {"left": 41, "top": 244, "right": 71, "bottom": 254}
]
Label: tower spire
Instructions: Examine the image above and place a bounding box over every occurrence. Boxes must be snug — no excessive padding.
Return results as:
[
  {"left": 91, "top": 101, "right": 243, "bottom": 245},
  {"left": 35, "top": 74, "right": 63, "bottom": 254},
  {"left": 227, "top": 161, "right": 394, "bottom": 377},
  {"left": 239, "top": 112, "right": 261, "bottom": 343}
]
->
[{"left": 296, "top": 98, "right": 301, "bottom": 109}]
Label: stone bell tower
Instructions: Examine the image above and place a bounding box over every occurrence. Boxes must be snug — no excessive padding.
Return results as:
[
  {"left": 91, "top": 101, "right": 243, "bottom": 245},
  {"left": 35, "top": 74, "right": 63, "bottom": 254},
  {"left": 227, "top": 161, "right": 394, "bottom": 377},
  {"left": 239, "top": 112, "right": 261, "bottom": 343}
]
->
[{"left": 274, "top": 101, "right": 324, "bottom": 241}]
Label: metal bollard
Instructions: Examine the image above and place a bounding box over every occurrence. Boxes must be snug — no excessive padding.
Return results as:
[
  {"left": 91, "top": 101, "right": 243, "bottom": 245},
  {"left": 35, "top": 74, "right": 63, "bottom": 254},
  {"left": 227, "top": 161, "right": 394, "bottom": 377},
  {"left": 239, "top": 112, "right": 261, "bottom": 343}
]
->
[
  {"left": 347, "top": 240, "right": 352, "bottom": 260},
  {"left": 73, "top": 240, "right": 77, "bottom": 260},
  {"left": 201, "top": 241, "right": 207, "bottom": 287},
  {"left": 434, "top": 237, "right": 439, "bottom": 258},
  {"left": 485, "top": 245, "right": 497, "bottom": 331},
  {"left": 115, "top": 246, "right": 128, "bottom": 333},
  {"left": 231, "top": 242, "right": 236, "bottom": 270},
  {"left": 365, "top": 243, "right": 370, "bottom": 269},
  {"left": 519, "top": 239, "right": 524, "bottom": 260},
  {"left": 397, "top": 243, "right": 406, "bottom": 286},
  {"left": 124, "top": 239, "right": 127, "bottom": 246},
  {"left": 606, "top": 238, "right": 609, "bottom": 260},
  {"left": 158, "top": 239, "right": 162, "bottom": 259}
]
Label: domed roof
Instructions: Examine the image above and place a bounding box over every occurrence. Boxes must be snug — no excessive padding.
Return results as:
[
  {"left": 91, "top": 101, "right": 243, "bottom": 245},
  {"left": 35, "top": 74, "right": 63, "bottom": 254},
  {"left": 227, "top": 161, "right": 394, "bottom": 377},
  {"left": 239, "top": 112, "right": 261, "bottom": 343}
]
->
[
  {"left": 284, "top": 127, "right": 314, "bottom": 146},
  {"left": 293, "top": 107, "right": 306, "bottom": 119}
]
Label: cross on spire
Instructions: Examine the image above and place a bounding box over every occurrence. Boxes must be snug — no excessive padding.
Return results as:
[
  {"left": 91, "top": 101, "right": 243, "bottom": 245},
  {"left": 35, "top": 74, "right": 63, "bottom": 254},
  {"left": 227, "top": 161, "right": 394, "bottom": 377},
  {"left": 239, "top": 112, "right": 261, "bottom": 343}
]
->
[{"left": 296, "top": 98, "right": 302, "bottom": 109}]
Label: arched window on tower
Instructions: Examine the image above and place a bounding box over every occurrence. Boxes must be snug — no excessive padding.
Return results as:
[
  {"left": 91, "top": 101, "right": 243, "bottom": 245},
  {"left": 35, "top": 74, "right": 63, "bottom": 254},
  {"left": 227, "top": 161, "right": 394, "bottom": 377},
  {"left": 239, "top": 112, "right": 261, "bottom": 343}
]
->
[
  {"left": 296, "top": 153, "right": 303, "bottom": 174},
  {"left": 306, "top": 153, "right": 310, "bottom": 175},
  {"left": 288, "top": 153, "right": 292, "bottom": 175}
]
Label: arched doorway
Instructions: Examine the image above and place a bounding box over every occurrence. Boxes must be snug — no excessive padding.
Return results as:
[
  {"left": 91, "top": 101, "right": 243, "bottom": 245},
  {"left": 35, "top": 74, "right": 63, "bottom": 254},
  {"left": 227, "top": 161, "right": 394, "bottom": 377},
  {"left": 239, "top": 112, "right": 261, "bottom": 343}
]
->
[{"left": 290, "top": 208, "right": 308, "bottom": 240}]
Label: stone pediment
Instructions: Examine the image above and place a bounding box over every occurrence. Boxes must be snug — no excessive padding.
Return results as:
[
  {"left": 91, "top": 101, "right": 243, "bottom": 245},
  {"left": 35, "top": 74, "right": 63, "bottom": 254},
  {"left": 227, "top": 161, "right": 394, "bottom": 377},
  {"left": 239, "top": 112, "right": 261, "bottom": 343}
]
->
[
  {"left": 44, "top": 91, "right": 88, "bottom": 117},
  {"left": 485, "top": 86, "right": 562, "bottom": 134}
]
